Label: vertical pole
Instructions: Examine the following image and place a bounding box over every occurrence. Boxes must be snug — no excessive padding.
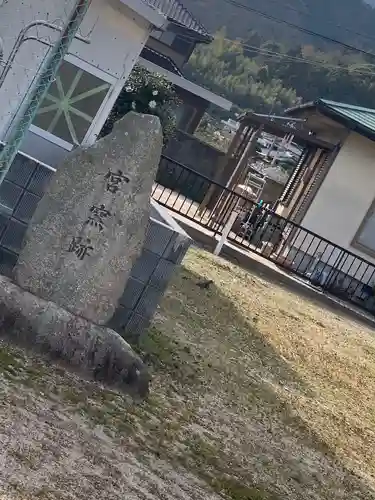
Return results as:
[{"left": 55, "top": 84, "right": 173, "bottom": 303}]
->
[
  {"left": 213, "top": 209, "right": 239, "bottom": 256},
  {"left": 0, "top": 0, "right": 91, "bottom": 183}
]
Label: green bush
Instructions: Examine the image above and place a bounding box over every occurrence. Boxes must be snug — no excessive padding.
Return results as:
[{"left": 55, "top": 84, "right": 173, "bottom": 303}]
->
[{"left": 100, "top": 65, "right": 180, "bottom": 142}]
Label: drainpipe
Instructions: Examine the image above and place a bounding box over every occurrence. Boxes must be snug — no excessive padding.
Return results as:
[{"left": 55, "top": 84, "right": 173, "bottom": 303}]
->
[{"left": 0, "top": 20, "right": 90, "bottom": 89}]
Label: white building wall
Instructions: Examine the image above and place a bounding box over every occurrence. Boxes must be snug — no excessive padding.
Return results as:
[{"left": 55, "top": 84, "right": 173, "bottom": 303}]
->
[
  {"left": 290, "top": 131, "right": 375, "bottom": 282},
  {"left": 69, "top": 0, "right": 151, "bottom": 79},
  {"left": 0, "top": 0, "right": 151, "bottom": 144},
  {"left": 0, "top": 0, "right": 76, "bottom": 138}
]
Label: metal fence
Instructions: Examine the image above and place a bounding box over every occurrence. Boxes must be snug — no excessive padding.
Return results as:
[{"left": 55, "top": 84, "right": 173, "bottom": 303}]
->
[
  {"left": 153, "top": 155, "right": 375, "bottom": 314},
  {"left": 1, "top": 148, "right": 374, "bottom": 316}
]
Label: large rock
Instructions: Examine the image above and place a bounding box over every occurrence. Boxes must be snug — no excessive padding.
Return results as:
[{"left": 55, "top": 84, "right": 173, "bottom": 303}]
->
[
  {"left": 14, "top": 112, "right": 163, "bottom": 324},
  {"left": 0, "top": 275, "right": 150, "bottom": 397}
]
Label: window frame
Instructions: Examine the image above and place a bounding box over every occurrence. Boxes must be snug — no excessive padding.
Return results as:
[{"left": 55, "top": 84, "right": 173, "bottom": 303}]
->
[
  {"left": 352, "top": 198, "right": 375, "bottom": 258},
  {"left": 31, "top": 54, "right": 117, "bottom": 149}
]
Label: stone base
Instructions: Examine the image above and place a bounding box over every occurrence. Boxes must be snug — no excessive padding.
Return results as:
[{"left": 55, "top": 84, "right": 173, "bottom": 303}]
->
[
  {"left": 0, "top": 275, "right": 150, "bottom": 398},
  {"left": 109, "top": 201, "right": 191, "bottom": 341}
]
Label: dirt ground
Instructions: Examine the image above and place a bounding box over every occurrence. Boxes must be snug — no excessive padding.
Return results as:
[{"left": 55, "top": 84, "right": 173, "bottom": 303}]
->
[{"left": 1, "top": 247, "right": 375, "bottom": 499}]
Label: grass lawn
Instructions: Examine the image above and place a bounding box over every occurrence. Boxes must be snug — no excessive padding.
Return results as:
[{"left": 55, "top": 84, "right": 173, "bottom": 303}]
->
[{"left": 1, "top": 247, "right": 375, "bottom": 499}]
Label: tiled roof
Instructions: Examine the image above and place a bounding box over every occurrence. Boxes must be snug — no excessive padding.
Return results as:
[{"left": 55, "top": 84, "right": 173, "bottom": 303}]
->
[
  {"left": 144, "top": 0, "right": 211, "bottom": 39},
  {"left": 287, "top": 98, "right": 375, "bottom": 142},
  {"left": 318, "top": 99, "right": 375, "bottom": 137}
]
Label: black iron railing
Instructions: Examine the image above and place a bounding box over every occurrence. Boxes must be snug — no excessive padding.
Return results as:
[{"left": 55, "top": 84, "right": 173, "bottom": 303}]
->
[{"left": 153, "top": 155, "right": 375, "bottom": 314}]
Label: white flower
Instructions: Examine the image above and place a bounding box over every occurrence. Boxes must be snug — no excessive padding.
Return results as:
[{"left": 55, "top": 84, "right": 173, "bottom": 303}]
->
[
  {"left": 148, "top": 100, "right": 157, "bottom": 109},
  {"left": 131, "top": 101, "right": 136, "bottom": 110},
  {"left": 152, "top": 90, "right": 159, "bottom": 96},
  {"left": 125, "top": 86, "right": 133, "bottom": 92}
]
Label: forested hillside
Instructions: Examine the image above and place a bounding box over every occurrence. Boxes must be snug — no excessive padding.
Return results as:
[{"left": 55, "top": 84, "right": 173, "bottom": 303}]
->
[
  {"left": 183, "top": 0, "right": 375, "bottom": 114},
  {"left": 185, "top": 0, "right": 375, "bottom": 49}
]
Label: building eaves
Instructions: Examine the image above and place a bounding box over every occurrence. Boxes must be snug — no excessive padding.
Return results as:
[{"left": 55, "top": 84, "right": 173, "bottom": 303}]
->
[
  {"left": 287, "top": 98, "right": 375, "bottom": 143},
  {"left": 140, "top": 46, "right": 183, "bottom": 75},
  {"left": 143, "top": 0, "right": 211, "bottom": 40}
]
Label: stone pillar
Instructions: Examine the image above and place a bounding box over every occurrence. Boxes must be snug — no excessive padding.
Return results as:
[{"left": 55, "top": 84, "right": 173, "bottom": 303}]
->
[{"left": 14, "top": 112, "right": 163, "bottom": 325}]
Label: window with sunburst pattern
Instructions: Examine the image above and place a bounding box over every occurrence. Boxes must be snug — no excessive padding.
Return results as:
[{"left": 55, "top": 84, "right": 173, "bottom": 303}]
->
[{"left": 33, "top": 60, "right": 111, "bottom": 146}]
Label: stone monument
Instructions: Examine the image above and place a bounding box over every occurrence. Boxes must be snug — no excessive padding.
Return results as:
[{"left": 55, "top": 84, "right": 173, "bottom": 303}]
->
[
  {"left": 1, "top": 112, "right": 164, "bottom": 396},
  {"left": 15, "top": 112, "right": 163, "bottom": 325}
]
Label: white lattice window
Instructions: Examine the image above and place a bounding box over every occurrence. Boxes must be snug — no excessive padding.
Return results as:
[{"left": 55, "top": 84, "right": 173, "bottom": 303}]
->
[{"left": 32, "top": 59, "right": 112, "bottom": 147}]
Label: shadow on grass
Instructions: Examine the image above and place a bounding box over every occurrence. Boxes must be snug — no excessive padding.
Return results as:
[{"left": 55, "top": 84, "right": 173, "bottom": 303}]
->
[
  {"left": 144, "top": 266, "right": 313, "bottom": 396},
  {"left": 135, "top": 265, "right": 375, "bottom": 500}
]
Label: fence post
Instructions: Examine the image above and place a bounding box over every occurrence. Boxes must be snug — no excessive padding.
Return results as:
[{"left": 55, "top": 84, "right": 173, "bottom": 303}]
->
[{"left": 214, "top": 210, "right": 239, "bottom": 256}]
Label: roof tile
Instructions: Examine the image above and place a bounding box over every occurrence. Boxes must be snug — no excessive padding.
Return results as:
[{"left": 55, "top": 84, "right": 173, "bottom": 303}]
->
[
  {"left": 319, "top": 98, "right": 375, "bottom": 137},
  {"left": 144, "top": 0, "right": 211, "bottom": 39}
]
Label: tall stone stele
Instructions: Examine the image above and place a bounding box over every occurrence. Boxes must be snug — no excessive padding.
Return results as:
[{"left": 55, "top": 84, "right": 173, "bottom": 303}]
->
[{"left": 14, "top": 112, "right": 163, "bottom": 325}]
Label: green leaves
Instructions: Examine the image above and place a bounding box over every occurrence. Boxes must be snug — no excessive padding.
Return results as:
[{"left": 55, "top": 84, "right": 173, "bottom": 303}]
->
[
  {"left": 185, "top": 30, "right": 375, "bottom": 116},
  {"left": 100, "top": 65, "right": 180, "bottom": 142}
]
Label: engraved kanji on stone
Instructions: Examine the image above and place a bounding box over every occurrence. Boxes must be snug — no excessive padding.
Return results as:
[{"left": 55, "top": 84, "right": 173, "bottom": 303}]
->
[
  {"left": 68, "top": 237, "right": 94, "bottom": 260},
  {"left": 104, "top": 169, "right": 130, "bottom": 193},
  {"left": 85, "top": 204, "right": 111, "bottom": 231}
]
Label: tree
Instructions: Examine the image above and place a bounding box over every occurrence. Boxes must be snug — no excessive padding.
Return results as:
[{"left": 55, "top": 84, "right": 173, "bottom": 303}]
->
[
  {"left": 184, "top": 31, "right": 375, "bottom": 117},
  {"left": 186, "top": 32, "right": 299, "bottom": 114}
]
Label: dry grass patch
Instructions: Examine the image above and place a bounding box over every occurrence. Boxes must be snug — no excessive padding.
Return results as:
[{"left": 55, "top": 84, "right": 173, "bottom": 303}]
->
[
  {"left": 1, "top": 247, "right": 375, "bottom": 499},
  {"left": 138, "top": 247, "right": 375, "bottom": 499}
]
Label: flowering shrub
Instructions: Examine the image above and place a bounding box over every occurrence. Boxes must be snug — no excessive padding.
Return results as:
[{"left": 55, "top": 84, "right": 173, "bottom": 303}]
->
[{"left": 100, "top": 65, "right": 180, "bottom": 142}]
